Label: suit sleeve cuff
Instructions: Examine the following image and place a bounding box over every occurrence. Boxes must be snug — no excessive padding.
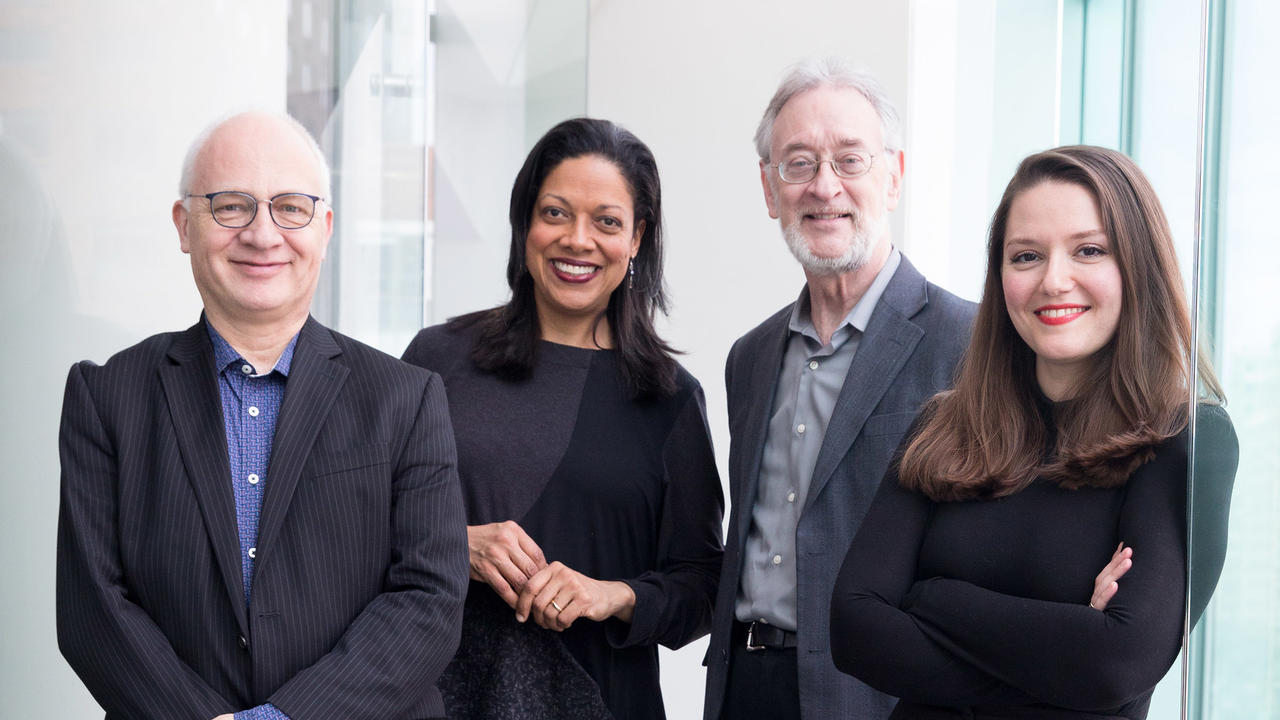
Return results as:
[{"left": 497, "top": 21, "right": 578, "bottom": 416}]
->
[{"left": 235, "top": 703, "right": 290, "bottom": 720}]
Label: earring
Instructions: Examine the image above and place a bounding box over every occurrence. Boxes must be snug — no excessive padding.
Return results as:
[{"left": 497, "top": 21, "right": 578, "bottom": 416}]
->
[{"left": 628, "top": 258, "right": 635, "bottom": 290}]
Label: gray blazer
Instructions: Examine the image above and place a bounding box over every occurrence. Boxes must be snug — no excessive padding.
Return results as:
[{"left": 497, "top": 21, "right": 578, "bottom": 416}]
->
[{"left": 703, "top": 255, "right": 976, "bottom": 720}]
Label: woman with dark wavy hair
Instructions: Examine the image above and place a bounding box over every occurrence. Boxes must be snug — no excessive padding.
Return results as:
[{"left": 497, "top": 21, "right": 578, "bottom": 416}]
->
[
  {"left": 403, "top": 117, "right": 723, "bottom": 719},
  {"left": 830, "top": 145, "right": 1237, "bottom": 719}
]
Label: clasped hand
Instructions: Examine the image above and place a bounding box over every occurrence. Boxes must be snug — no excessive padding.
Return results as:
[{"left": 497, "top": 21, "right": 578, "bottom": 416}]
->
[{"left": 468, "top": 521, "right": 635, "bottom": 631}]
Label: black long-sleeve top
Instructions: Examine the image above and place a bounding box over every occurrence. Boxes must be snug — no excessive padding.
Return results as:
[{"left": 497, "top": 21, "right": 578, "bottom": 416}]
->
[
  {"left": 403, "top": 322, "right": 724, "bottom": 720},
  {"left": 830, "top": 402, "right": 1237, "bottom": 720}
]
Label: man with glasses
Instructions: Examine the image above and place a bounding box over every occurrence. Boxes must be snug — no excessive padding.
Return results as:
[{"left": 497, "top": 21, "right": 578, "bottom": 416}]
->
[
  {"left": 56, "top": 112, "right": 468, "bottom": 720},
  {"left": 703, "top": 59, "right": 977, "bottom": 720}
]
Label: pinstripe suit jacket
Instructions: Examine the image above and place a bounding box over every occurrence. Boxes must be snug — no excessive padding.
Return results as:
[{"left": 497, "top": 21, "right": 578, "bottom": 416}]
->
[
  {"left": 56, "top": 316, "right": 469, "bottom": 720},
  {"left": 703, "top": 256, "right": 976, "bottom": 720}
]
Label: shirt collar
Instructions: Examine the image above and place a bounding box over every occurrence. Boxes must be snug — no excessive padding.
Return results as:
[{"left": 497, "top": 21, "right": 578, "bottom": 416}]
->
[
  {"left": 788, "top": 248, "right": 902, "bottom": 343},
  {"left": 206, "top": 321, "right": 299, "bottom": 378}
]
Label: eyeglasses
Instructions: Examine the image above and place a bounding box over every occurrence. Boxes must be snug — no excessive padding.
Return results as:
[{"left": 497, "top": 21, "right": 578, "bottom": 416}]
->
[
  {"left": 186, "top": 191, "right": 324, "bottom": 229},
  {"left": 767, "top": 149, "right": 883, "bottom": 184}
]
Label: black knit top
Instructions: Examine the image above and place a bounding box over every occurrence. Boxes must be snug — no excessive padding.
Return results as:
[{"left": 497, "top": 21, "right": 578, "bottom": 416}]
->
[{"left": 403, "top": 322, "right": 724, "bottom": 720}]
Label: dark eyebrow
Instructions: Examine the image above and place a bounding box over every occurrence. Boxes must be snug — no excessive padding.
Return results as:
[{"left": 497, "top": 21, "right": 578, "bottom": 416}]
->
[{"left": 540, "top": 193, "right": 625, "bottom": 213}]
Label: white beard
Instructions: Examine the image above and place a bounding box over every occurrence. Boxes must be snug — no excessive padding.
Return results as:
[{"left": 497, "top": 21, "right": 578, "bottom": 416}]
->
[{"left": 782, "top": 208, "right": 886, "bottom": 276}]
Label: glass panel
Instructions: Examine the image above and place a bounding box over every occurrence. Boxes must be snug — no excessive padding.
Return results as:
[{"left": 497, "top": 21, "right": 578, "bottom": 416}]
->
[
  {"left": 0, "top": 4, "right": 289, "bottom": 717},
  {"left": 1118, "top": 0, "right": 1205, "bottom": 714},
  {"left": 1187, "top": 0, "right": 1280, "bottom": 716},
  {"left": 429, "top": 0, "right": 588, "bottom": 326},
  {"left": 289, "top": 0, "right": 431, "bottom": 355},
  {"left": 1077, "top": 0, "right": 1130, "bottom": 149},
  {"left": 1130, "top": 0, "right": 1205, "bottom": 286}
]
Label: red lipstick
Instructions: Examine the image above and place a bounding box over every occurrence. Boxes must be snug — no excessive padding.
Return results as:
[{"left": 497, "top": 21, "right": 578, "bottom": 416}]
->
[{"left": 1034, "top": 304, "right": 1089, "bottom": 325}]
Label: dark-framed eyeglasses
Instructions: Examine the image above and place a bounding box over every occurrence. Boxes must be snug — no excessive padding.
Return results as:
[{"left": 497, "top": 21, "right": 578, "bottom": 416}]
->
[
  {"left": 767, "top": 149, "right": 884, "bottom": 184},
  {"left": 186, "top": 191, "right": 324, "bottom": 229}
]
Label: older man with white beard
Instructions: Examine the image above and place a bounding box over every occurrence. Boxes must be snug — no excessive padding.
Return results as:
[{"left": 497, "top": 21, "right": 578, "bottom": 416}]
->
[{"left": 702, "top": 58, "right": 978, "bottom": 720}]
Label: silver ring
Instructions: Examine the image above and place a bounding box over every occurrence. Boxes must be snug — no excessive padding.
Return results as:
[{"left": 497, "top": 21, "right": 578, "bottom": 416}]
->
[{"left": 550, "top": 600, "right": 564, "bottom": 612}]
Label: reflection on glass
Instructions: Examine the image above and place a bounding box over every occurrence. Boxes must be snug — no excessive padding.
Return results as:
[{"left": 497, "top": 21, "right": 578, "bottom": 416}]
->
[
  {"left": 1188, "top": 1, "right": 1280, "bottom": 716},
  {"left": 1072, "top": 0, "right": 1216, "bottom": 713},
  {"left": 289, "top": 0, "right": 430, "bottom": 355},
  {"left": 2, "top": 5, "right": 287, "bottom": 716}
]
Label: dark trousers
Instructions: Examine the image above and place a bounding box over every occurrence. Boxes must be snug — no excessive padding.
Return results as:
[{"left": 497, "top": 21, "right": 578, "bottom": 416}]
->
[{"left": 720, "top": 643, "right": 801, "bottom": 720}]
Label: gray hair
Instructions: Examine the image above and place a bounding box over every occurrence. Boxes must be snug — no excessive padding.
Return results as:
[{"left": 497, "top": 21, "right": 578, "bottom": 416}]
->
[
  {"left": 177, "top": 111, "right": 331, "bottom": 200},
  {"left": 754, "top": 57, "right": 903, "bottom": 162}
]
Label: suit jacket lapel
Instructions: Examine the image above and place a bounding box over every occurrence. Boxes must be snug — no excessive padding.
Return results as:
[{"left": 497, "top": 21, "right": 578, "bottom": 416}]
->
[
  {"left": 735, "top": 309, "right": 791, "bottom": 547},
  {"left": 804, "top": 258, "right": 928, "bottom": 511},
  {"left": 160, "top": 320, "right": 249, "bottom": 634},
  {"left": 255, "top": 317, "right": 348, "bottom": 562}
]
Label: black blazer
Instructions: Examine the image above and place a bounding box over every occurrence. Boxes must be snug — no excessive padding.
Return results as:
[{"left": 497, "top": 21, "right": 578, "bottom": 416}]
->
[
  {"left": 703, "top": 255, "right": 976, "bottom": 720},
  {"left": 56, "top": 316, "right": 469, "bottom": 720}
]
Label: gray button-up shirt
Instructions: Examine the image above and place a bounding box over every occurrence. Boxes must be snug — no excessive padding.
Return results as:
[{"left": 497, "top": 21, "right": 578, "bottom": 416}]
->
[{"left": 735, "top": 250, "right": 901, "bottom": 631}]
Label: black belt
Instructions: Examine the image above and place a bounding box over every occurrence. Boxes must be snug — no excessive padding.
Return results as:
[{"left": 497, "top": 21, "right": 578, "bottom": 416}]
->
[{"left": 733, "top": 620, "right": 798, "bottom": 651}]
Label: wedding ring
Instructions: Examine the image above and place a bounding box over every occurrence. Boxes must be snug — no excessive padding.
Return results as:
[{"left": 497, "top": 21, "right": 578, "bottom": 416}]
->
[{"left": 551, "top": 600, "right": 564, "bottom": 612}]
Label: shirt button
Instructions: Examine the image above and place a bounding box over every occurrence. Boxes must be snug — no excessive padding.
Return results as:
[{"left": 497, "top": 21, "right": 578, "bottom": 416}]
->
[
  {"left": 248, "top": 474, "right": 259, "bottom": 485},
  {"left": 772, "top": 554, "right": 782, "bottom": 565},
  {"left": 787, "top": 491, "right": 796, "bottom": 503},
  {"left": 808, "top": 360, "right": 819, "bottom": 370},
  {"left": 248, "top": 547, "right": 256, "bottom": 559},
  {"left": 237, "top": 634, "right": 249, "bottom": 650},
  {"left": 241, "top": 364, "right": 253, "bottom": 375},
  {"left": 248, "top": 406, "right": 260, "bottom": 417},
  {"left": 796, "top": 423, "right": 806, "bottom": 435}
]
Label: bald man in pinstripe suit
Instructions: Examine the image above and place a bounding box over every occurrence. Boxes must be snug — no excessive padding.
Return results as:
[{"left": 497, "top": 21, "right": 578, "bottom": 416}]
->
[{"left": 56, "top": 112, "right": 469, "bottom": 720}]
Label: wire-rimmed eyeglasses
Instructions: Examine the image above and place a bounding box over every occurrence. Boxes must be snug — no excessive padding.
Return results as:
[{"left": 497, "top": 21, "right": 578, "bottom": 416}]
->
[
  {"left": 185, "top": 191, "right": 324, "bottom": 229},
  {"left": 766, "top": 148, "right": 884, "bottom": 184}
]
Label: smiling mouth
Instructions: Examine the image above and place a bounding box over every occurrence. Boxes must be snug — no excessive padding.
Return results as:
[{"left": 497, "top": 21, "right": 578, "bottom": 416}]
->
[
  {"left": 232, "top": 259, "right": 287, "bottom": 271},
  {"left": 804, "top": 209, "right": 853, "bottom": 221},
  {"left": 552, "top": 260, "right": 600, "bottom": 278},
  {"left": 1035, "top": 306, "right": 1089, "bottom": 324}
]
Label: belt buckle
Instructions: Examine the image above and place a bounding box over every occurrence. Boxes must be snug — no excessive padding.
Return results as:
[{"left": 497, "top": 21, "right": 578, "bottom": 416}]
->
[{"left": 745, "top": 621, "right": 765, "bottom": 652}]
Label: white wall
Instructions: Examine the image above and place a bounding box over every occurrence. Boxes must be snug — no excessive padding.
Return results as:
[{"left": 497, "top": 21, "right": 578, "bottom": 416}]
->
[
  {"left": 586, "top": 2, "right": 910, "bottom": 715},
  {"left": 0, "top": 2, "right": 287, "bottom": 716},
  {"left": 1130, "top": 0, "right": 1204, "bottom": 281}
]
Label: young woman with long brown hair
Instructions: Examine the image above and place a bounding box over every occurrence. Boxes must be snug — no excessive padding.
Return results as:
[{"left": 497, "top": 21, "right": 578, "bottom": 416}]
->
[{"left": 829, "top": 145, "right": 1238, "bottom": 719}]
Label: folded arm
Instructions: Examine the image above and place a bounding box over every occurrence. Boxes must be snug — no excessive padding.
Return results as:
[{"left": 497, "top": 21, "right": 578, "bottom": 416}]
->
[
  {"left": 830, "top": 459, "right": 1036, "bottom": 707},
  {"left": 905, "top": 408, "right": 1239, "bottom": 709}
]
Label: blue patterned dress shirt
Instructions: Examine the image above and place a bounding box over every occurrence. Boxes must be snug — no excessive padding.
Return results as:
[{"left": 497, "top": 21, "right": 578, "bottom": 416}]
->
[{"left": 207, "top": 323, "right": 296, "bottom": 720}]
